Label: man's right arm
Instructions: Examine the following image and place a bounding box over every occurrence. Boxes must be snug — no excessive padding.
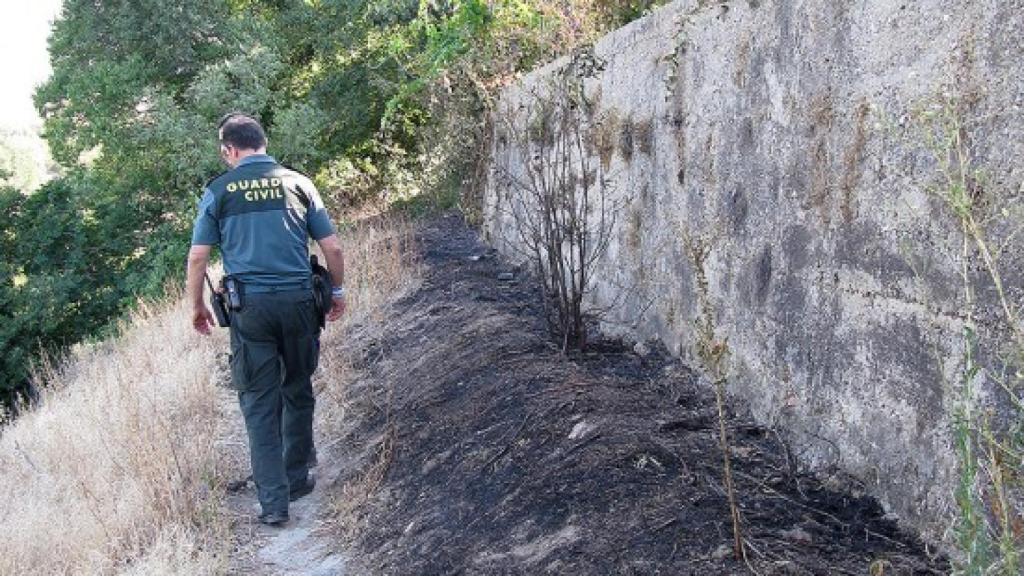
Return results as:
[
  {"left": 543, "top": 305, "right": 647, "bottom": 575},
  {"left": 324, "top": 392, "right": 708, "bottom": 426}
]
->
[
  {"left": 187, "top": 245, "right": 216, "bottom": 335},
  {"left": 188, "top": 188, "right": 220, "bottom": 335}
]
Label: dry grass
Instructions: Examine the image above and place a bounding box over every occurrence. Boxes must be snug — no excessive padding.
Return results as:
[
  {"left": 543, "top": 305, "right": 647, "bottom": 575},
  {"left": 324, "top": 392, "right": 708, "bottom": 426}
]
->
[
  {"left": 314, "top": 216, "right": 420, "bottom": 444},
  {"left": 0, "top": 296, "right": 229, "bottom": 575},
  {"left": 311, "top": 217, "right": 422, "bottom": 538},
  {"left": 0, "top": 215, "right": 420, "bottom": 575}
]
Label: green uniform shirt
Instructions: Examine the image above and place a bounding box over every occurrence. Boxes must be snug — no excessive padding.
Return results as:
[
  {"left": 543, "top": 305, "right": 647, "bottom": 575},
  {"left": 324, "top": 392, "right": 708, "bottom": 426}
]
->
[{"left": 191, "top": 154, "right": 335, "bottom": 292}]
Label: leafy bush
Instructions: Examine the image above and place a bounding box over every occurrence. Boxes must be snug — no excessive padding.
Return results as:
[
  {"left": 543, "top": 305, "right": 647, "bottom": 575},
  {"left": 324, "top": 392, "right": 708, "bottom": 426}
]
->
[{"left": 2, "top": 0, "right": 664, "bottom": 408}]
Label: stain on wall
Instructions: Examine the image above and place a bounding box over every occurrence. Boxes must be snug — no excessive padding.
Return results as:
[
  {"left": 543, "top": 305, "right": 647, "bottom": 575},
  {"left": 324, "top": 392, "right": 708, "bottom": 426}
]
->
[{"left": 484, "top": 0, "right": 1024, "bottom": 544}]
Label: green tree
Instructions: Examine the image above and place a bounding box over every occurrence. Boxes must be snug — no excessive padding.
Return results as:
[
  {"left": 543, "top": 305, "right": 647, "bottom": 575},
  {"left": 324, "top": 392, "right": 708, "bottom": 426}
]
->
[
  {"left": 2, "top": 0, "right": 661, "bottom": 407},
  {"left": 1, "top": 0, "right": 262, "bottom": 404}
]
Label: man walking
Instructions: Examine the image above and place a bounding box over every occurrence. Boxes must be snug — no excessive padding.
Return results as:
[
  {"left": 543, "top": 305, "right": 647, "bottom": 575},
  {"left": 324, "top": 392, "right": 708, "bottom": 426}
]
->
[{"left": 186, "top": 113, "right": 346, "bottom": 526}]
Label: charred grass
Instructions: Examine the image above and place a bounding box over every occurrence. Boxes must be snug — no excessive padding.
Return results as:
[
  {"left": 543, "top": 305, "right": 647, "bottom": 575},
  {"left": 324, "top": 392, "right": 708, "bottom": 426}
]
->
[{"left": 325, "top": 215, "right": 949, "bottom": 575}]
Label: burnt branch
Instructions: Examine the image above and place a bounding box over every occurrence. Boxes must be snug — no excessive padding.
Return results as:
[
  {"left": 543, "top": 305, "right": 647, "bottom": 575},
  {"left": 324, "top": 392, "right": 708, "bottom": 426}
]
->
[{"left": 492, "top": 47, "right": 621, "bottom": 351}]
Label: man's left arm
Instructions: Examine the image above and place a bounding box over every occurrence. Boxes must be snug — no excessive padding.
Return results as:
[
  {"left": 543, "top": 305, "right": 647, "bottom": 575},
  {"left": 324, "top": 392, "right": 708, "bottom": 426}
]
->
[
  {"left": 316, "top": 234, "right": 346, "bottom": 322},
  {"left": 302, "top": 177, "right": 346, "bottom": 322},
  {"left": 187, "top": 245, "right": 216, "bottom": 335}
]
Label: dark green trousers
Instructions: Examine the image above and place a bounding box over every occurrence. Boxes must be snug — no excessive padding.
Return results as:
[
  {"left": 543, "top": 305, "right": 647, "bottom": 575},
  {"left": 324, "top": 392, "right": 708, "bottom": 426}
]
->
[{"left": 229, "top": 289, "right": 319, "bottom": 516}]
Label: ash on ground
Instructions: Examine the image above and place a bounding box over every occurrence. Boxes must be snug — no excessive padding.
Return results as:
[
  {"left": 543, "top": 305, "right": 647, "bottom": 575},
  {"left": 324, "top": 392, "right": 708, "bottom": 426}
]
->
[{"left": 327, "top": 214, "right": 947, "bottom": 576}]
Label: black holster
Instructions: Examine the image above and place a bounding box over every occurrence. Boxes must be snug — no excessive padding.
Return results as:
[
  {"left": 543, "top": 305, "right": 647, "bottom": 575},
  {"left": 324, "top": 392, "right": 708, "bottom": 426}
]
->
[
  {"left": 310, "top": 255, "right": 332, "bottom": 331},
  {"left": 205, "top": 271, "right": 231, "bottom": 328},
  {"left": 210, "top": 290, "right": 231, "bottom": 327},
  {"left": 223, "top": 276, "right": 244, "bottom": 311}
]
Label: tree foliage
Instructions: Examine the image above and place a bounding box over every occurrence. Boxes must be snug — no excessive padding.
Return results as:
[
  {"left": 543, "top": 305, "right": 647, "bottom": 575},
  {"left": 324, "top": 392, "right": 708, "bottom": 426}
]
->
[{"left": 1, "top": 0, "right": 666, "bottom": 407}]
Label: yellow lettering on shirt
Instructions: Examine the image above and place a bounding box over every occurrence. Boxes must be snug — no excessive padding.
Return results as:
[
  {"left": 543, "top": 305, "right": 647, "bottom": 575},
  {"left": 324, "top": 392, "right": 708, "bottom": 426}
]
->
[
  {"left": 237, "top": 180, "right": 250, "bottom": 191},
  {"left": 242, "top": 187, "right": 284, "bottom": 202},
  {"left": 226, "top": 182, "right": 238, "bottom": 192}
]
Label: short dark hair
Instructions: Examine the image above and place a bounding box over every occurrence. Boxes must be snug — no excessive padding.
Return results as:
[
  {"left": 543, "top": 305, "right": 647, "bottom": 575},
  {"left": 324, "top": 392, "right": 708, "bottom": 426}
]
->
[{"left": 218, "top": 113, "right": 267, "bottom": 150}]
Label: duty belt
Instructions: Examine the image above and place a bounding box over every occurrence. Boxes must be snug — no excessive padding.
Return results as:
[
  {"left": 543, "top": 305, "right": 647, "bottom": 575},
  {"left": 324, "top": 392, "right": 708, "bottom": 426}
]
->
[{"left": 244, "top": 281, "right": 313, "bottom": 294}]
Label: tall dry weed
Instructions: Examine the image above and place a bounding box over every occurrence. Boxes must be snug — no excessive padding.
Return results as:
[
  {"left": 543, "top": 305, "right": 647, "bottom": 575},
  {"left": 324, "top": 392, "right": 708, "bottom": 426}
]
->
[
  {"left": 0, "top": 215, "right": 419, "bottom": 575},
  {"left": 0, "top": 296, "right": 229, "bottom": 575},
  {"left": 314, "top": 216, "right": 420, "bottom": 442}
]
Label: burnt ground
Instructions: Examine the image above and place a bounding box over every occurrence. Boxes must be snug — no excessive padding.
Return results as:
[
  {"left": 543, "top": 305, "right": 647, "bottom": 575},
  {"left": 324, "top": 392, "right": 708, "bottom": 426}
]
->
[{"left": 326, "top": 214, "right": 949, "bottom": 575}]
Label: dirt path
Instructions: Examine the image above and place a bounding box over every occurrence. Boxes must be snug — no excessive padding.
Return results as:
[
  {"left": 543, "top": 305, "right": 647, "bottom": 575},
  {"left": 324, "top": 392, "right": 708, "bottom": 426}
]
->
[
  {"left": 229, "top": 214, "right": 949, "bottom": 575},
  {"left": 221, "top": 410, "right": 351, "bottom": 575},
  {"left": 216, "top": 341, "right": 362, "bottom": 575}
]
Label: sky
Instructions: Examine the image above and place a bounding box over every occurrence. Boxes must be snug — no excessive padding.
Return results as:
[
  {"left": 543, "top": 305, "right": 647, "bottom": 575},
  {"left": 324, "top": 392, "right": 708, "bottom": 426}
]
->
[{"left": 0, "top": 0, "right": 63, "bottom": 130}]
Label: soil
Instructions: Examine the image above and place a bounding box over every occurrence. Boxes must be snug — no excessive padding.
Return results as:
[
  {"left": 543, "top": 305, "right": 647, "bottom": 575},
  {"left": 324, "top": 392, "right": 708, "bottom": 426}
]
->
[{"left": 320, "top": 214, "right": 950, "bottom": 575}]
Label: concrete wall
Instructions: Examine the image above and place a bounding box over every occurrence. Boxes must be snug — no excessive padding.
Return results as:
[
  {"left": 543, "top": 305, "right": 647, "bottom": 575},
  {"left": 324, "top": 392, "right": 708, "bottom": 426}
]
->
[{"left": 482, "top": 0, "right": 1024, "bottom": 542}]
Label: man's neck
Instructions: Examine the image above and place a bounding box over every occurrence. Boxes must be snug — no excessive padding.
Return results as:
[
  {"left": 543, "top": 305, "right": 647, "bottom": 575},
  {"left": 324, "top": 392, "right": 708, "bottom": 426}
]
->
[
  {"left": 234, "top": 148, "right": 268, "bottom": 165},
  {"left": 232, "top": 147, "right": 270, "bottom": 166}
]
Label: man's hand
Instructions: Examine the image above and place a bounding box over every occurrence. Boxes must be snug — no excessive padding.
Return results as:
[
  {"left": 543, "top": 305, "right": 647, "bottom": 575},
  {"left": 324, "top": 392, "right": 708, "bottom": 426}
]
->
[
  {"left": 193, "top": 306, "right": 216, "bottom": 335},
  {"left": 186, "top": 244, "right": 214, "bottom": 334},
  {"left": 327, "top": 295, "right": 346, "bottom": 322}
]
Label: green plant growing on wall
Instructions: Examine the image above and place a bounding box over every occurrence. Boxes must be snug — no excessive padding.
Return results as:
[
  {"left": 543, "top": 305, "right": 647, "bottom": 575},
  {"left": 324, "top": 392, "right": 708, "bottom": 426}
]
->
[
  {"left": 682, "top": 228, "right": 747, "bottom": 563},
  {"left": 661, "top": 0, "right": 723, "bottom": 99},
  {"left": 911, "top": 95, "right": 1024, "bottom": 575}
]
